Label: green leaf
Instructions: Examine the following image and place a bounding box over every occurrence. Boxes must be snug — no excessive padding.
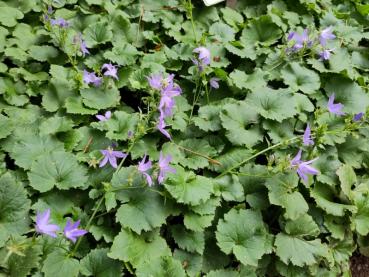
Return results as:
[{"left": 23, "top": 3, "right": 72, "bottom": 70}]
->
[
  {"left": 103, "top": 44, "right": 140, "bottom": 66},
  {"left": 80, "top": 248, "right": 122, "bottom": 277},
  {"left": 209, "top": 22, "right": 235, "bottom": 43},
  {"left": 281, "top": 62, "right": 320, "bottom": 94},
  {"left": 214, "top": 174, "right": 244, "bottom": 202},
  {"left": 136, "top": 256, "right": 186, "bottom": 277},
  {"left": 246, "top": 88, "right": 298, "bottom": 122},
  {"left": 175, "top": 139, "right": 217, "bottom": 170},
  {"left": 84, "top": 22, "right": 113, "bottom": 47},
  {"left": 183, "top": 213, "right": 214, "bottom": 232},
  {"left": 229, "top": 69, "right": 267, "bottom": 91},
  {"left": 171, "top": 225, "right": 205, "bottom": 254},
  {"left": 0, "top": 114, "right": 13, "bottom": 139},
  {"left": 6, "top": 135, "right": 64, "bottom": 170},
  {"left": 336, "top": 164, "right": 356, "bottom": 200},
  {"left": 205, "top": 269, "right": 239, "bottom": 277},
  {"left": 352, "top": 192, "right": 369, "bottom": 236},
  {"left": 116, "top": 190, "right": 176, "bottom": 234},
  {"left": 240, "top": 15, "right": 282, "bottom": 46},
  {"left": 324, "top": 75, "right": 369, "bottom": 113},
  {"left": 42, "top": 80, "right": 75, "bottom": 112},
  {"left": 108, "top": 229, "right": 171, "bottom": 267},
  {"left": 220, "top": 101, "right": 262, "bottom": 147},
  {"left": 7, "top": 243, "right": 41, "bottom": 277},
  {"left": 311, "top": 183, "right": 356, "bottom": 216},
  {"left": 39, "top": 116, "right": 74, "bottom": 135},
  {"left": 173, "top": 249, "right": 202, "bottom": 277},
  {"left": 0, "top": 173, "right": 30, "bottom": 247},
  {"left": 274, "top": 233, "right": 327, "bottom": 267},
  {"left": 266, "top": 173, "right": 308, "bottom": 220},
  {"left": 28, "top": 151, "right": 88, "bottom": 192},
  {"left": 0, "top": 7, "right": 24, "bottom": 27},
  {"left": 221, "top": 7, "right": 244, "bottom": 27},
  {"left": 193, "top": 104, "right": 223, "bottom": 132},
  {"left": 284, "top": 214, "right": 320, "bottom": 237},
  {"left": 42, "top": 250, "right": 80, "bottom": 277},
  {"left": 216, "top": 208, "right": 273, "bottom": 266},
  {"left": 28, "top": 46, "right": 59, "bottom": 62},
  {"left": 104, "top": 111, "right": 139, "bottom": 141},
  {"left": 80, "top": 85, "right": 120, "bottom": 110},
  {"left": 65, "top": 97, "right": 97, "bottom": 115},
  {"left": 164, "top": 166, "right": 214, "bottom": 206}
]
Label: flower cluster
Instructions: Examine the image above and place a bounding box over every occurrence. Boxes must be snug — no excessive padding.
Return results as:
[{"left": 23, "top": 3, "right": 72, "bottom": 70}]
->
[
  {"left": 147, "top": 73, "right": 182, "bottom": 139},
  {"left": 83, "top": 63, "right": 118, "bottom": 87},
  {"left": 35, "top": 209, "right": 87, "bottom": 243},
  {"left": 287, "top": 27, "right": 336, "bottom": 61},
  {"left": 137, "top": 152, "right": 176, "bottom": 186}
]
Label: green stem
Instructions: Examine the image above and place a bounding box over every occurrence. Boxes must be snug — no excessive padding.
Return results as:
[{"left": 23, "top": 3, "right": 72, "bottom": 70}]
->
[
  {"left": 217, "top": 126, "right": 368, "bottom": 178},
  {"left": 187, "top": 0, "right": 198, "bottom": 43},
  {"left": 2, "top": 251, "right": 12, "bottom": 265},
  {"left": 70, "top": 196, "right": 104, "bottom": 257}
]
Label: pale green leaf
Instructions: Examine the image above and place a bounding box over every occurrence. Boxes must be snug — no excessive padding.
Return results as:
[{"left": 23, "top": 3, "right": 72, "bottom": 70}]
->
[
  {"left": 28, "top": 151, "right": 88, "bottom": 192},
  {"left": 216, "top": 208, "right": 273, "bottom": 266},
  {"left": 42, "top": 250, "right": 80, "bottom": 277}
]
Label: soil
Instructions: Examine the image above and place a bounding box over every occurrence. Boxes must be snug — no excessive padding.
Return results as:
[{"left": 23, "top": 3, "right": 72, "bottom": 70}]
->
[{"left": 351, "top": 254, "right": 369, "bottom": 277}]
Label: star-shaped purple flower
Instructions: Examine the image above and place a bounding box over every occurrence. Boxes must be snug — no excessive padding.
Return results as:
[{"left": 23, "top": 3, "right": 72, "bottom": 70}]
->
[
  {"left": 138, "top": 155, "right": 153, "bottom": 186},
  {"left": 290, "top": 149, "right": 319, "bottom": 182},
  {"left": 193, "top": 47, "right": 211, "bottom": 65},
  {"left": 157, "top": 116, "right": 171, "bottom": 140},
  {"left": 320, "top": 27, "right": 336, "bottom": 46},
  {"left": 303, "top": 124, "right": 314, "bottom": 146},
  {"left": 99, "top": 148, "right": 127, "bottom": 168},
  {"left": 327, "top": 93, "right": 345, "bottom": 116},
  {"left": 35, "top": 209, "right": 60, "bottom": 238},
  {"left": 209, "top": 77, "right": 220, "bottom": 89},
  {"left": 147, "top": 73, "right": 163, "bottom": 90},
  {"left": 63, "top": 219, "right": 88, "bottom": 243},
  {"left": 80, "top": 40, "right": 89, "bottom": 56},
  {"left": 319, "top": 49, "right": 334, "bottom": 61},
  {"left": 287, "top": 29, "right": 310, "bottom": 51},
  {"left": 158, "top": 152, "right": 176, "bottom": 184},
  {"left": 83, "top": 70, "right": 102, "bottom": 87},
  {"left": 50, "top": 18, "right": 69, "bottom": 28},
  {"left": 353, "top": 112, "right": 364, "bottom": 122},
  {"left": 96, "top": 111, "right": 111, "bottom": 122},
  {"left": 102, "top": 63, "right": 118, "bottom": 80}
]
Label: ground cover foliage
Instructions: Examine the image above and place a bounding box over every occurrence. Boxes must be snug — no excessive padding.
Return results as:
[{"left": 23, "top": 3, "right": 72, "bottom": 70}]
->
[{"left": 1, "top": 0, "right": 369, "bottom": 276}]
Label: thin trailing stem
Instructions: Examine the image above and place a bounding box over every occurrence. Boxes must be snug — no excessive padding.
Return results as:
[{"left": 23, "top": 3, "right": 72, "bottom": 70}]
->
[{"left": 70, "top": 196, "right": 104, "bottom": 257}]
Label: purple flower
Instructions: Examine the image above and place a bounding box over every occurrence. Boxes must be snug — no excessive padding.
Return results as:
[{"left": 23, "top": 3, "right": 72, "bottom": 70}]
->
[
  {"left": 320, "top": 27, "right": 335, "bottom": 46},
  {"left": 193, "top": 47, "right": 211, "bottom": 65},
  {"left": 63, "top": 219, "right": 87, "bottom": 243},
  {"left": 35, "top": 209, "right": 60, "bottom": 238},
  {"left": 319, "top": 49, "right": 333, "bottom": 61},
  {"left": 158, "top": 152, "right": 176, "bottom": 184},
  {"left": 193, "top": 47, "right": 211, "bottom": 70},
  {"left": 290, "top": 149, "right": 319, "bottom": 182},
  {"left": 159, "top": 84, "right": 181, "bottom": 117},
  {"left": 50, "top": 18, "right": 69, "bottom": 28},
  {"left": 47, "top": 6, "right": 53, "bottom": 14},
  {"left": 138, "top": 155, "right": 153, "bottom": 186},
  {"left": 102, "top": 63, "right": 118, "bottom": 80},
  {"left": 209, "top": 78, "right": 220, "bottom": 89},
  {"left": 96, "top": 111, "right": 111, "bottom": 122},
  {"left": 303, "top": 124, "right": 314, "bottom": 146},
  {"left": 327, "top": 93, "right": 345, "bottom": 116},
  {"left": 147, "top": 73, "right": 163, "bottom": 90},
  {"left": 353, "top": 112, "right": 364, "bottom": 122},
  {"left": 83, "top": 70, "right": 102, "bottom": 87},
  {"left": 80, "top": 40, "right": 89, "bottom": 56},
  {"left": 99, "top": 148, "right": 127, "bottom": 168},
  {"left": 157, "top": 116, "right": 171, "bottom": 140},
  {"left": 287, "top": 29, "right": 310, "bottom": 52}
]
